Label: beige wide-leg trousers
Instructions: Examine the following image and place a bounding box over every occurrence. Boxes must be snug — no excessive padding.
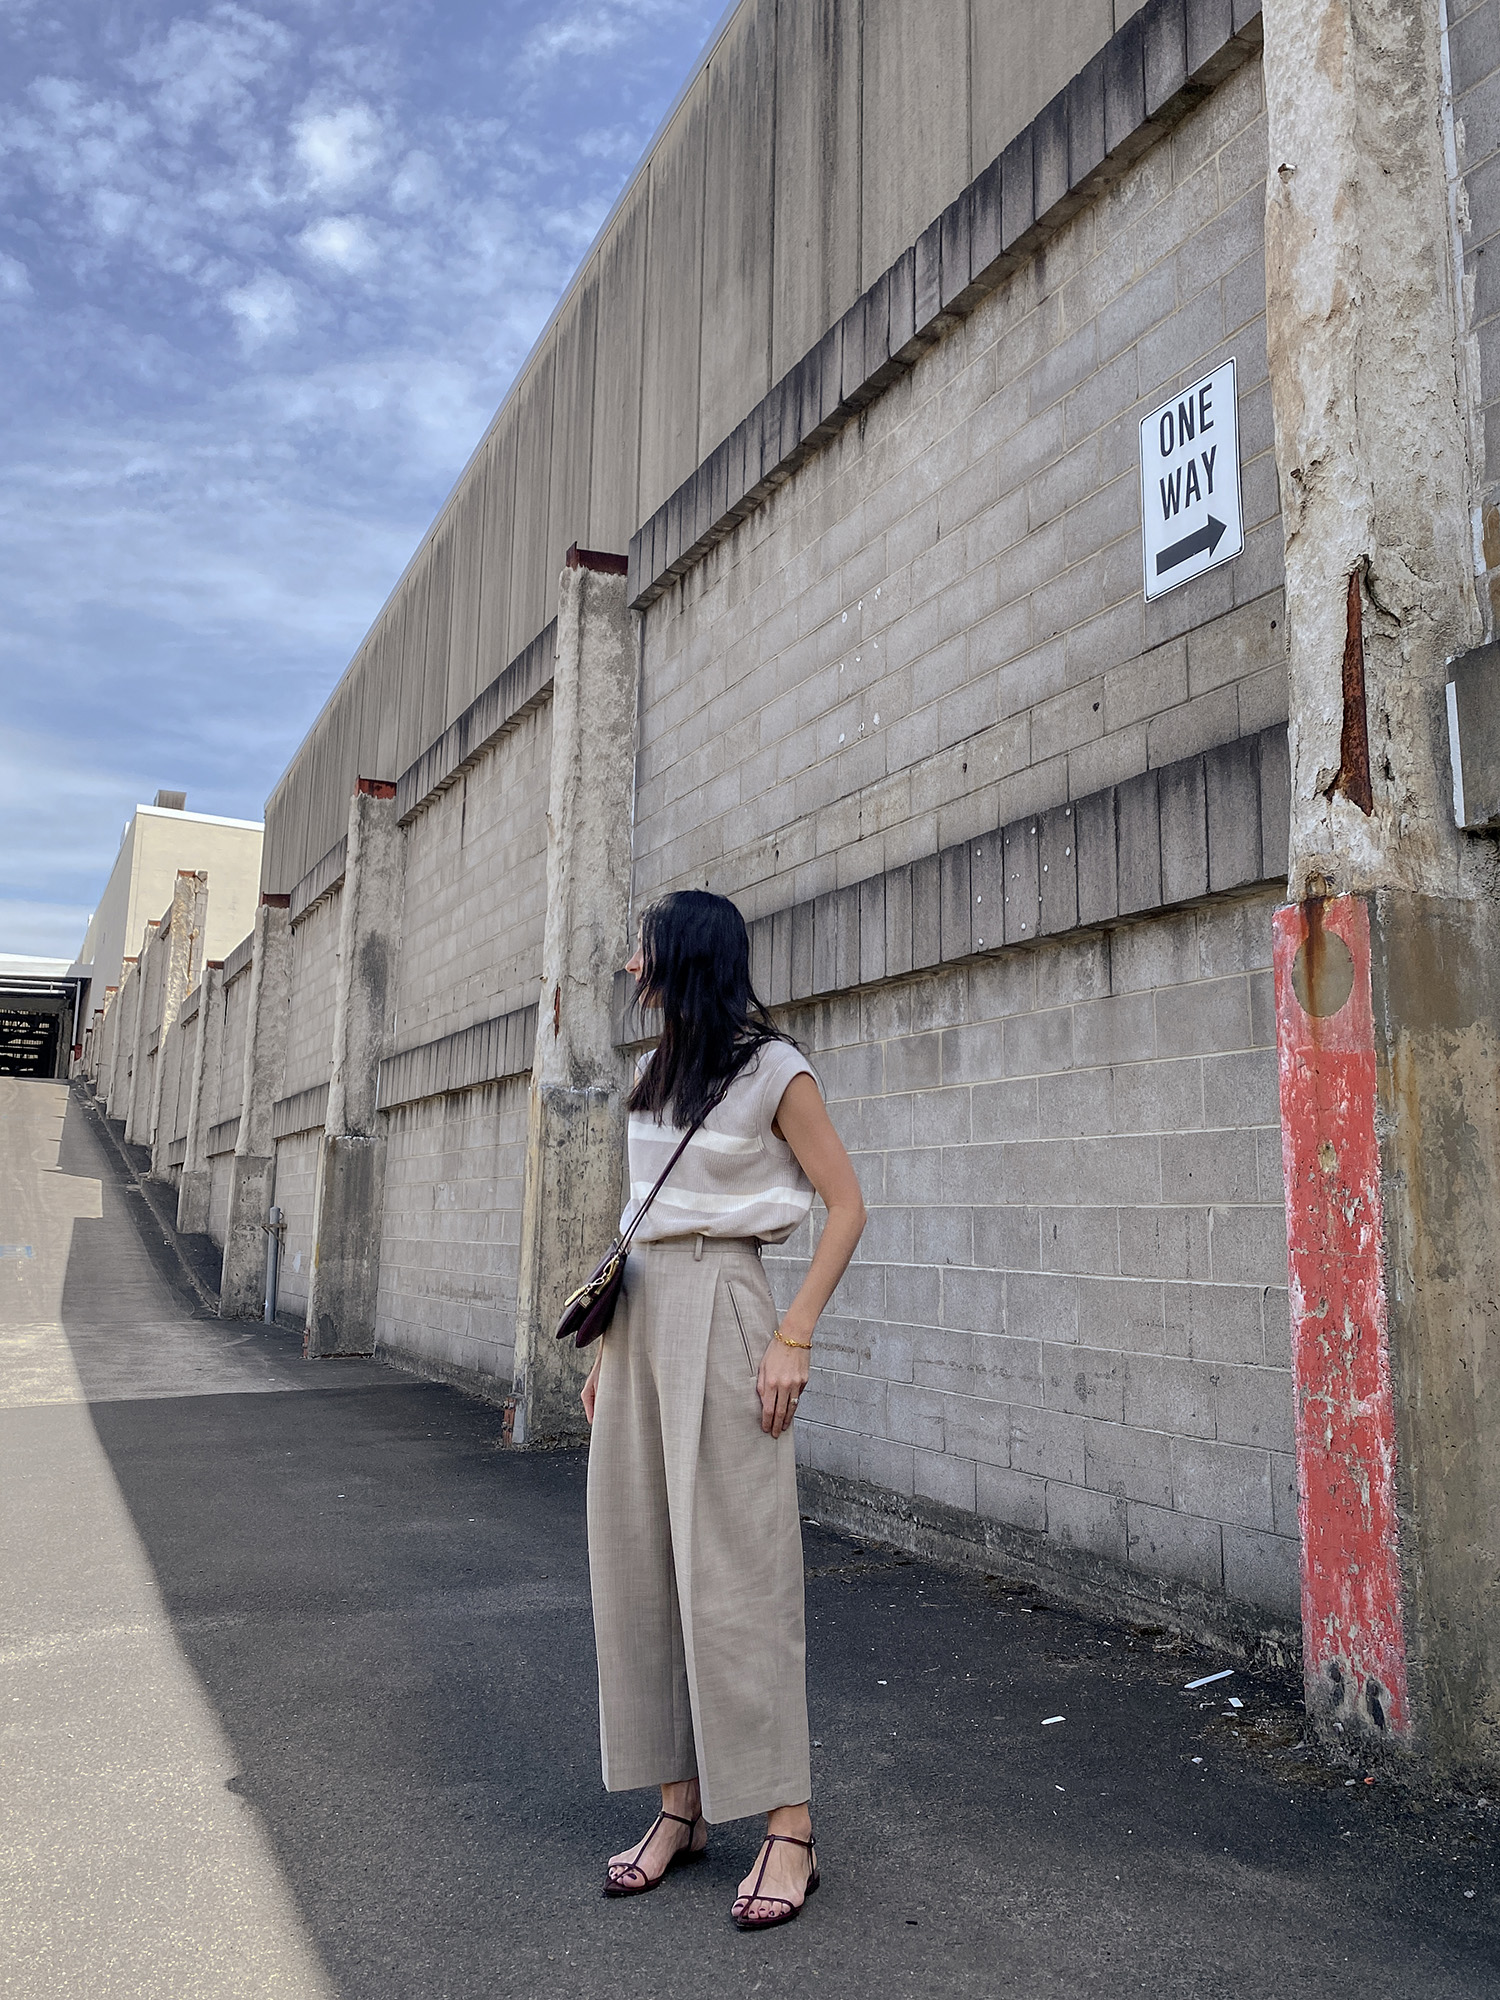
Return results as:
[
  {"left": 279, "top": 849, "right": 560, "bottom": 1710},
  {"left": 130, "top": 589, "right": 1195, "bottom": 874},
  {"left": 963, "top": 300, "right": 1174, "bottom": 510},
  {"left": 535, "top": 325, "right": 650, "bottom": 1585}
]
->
[{"left": 586, "top": 1235, "right": 811, "bottom": 1824}]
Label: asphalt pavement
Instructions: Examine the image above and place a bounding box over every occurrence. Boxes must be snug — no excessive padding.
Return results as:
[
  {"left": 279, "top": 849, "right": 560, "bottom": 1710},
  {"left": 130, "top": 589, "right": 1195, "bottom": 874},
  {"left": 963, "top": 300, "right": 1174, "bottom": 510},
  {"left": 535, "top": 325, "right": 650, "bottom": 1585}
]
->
[{"left": 2, "top": 1078, "right": 1497, "bottom": 1999}]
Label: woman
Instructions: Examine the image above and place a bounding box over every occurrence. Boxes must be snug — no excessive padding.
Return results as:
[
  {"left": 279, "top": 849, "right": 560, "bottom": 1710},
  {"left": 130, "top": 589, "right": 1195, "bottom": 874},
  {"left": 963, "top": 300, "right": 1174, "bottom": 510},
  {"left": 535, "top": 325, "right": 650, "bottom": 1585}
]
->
[{"left": 581, "top": 889, "right": 866, "bottom": 1930}]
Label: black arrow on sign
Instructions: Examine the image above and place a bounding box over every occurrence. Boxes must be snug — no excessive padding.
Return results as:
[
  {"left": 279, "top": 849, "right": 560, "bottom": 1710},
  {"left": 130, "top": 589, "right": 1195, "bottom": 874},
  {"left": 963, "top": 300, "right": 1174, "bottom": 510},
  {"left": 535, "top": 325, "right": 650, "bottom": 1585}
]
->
[{"left": 1156, "top": 515, "right": 1227, "bottom": 576}]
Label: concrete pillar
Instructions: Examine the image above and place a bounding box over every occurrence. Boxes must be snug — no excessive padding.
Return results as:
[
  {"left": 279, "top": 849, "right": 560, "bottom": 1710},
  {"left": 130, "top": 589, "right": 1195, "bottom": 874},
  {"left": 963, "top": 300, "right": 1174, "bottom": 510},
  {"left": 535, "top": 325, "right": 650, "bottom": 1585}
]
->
[
  {"left": 176, "top": 962, "right": 224, "bottom": 1238},
  {"left": 149, "top": 871, "right": 208, "bottom": 1178},
  {"left": 220, "top": 898, "right": 291, "bottom": 1320},
  {"left": 121, "top": 934, "right": 158, "bottom": 1146},
  {"left": 304, "top": 782, "right": 405, "bottom": 1359},
  {"left": 513, "top": 551, "right": 638, "bottom": 1444},
  {"left": 1263, "top": 0, "right": 1500, "bottom": 1778},
  {"left": 97, "top": 978, "right": 128, "bottom": 1110}
]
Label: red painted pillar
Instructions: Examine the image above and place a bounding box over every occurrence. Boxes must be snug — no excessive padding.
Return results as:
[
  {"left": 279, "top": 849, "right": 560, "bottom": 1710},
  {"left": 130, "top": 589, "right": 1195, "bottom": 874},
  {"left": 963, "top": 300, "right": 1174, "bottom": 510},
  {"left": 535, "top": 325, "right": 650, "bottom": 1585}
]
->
[{"left": 1273, "top": 895, "right": 1408, "bottom": 1742}]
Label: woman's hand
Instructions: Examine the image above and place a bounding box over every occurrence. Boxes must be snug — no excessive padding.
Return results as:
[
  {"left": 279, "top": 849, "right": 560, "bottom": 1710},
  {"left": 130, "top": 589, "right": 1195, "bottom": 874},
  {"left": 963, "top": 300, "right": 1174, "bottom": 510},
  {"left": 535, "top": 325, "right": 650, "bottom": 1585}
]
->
[
  {"left": 581, "top": 1352, "right": 602, "bottom": 1425},
  {"left": 756, "top": 1323, "right": 811, "bottom": 1438}
]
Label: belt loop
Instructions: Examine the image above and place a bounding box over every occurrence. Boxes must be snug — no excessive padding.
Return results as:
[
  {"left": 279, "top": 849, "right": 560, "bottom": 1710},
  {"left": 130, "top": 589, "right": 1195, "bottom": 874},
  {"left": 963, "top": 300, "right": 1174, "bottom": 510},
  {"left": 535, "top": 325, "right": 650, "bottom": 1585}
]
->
[{"left": 693, "top": 1232, "right": 704, "bottom": 1262}]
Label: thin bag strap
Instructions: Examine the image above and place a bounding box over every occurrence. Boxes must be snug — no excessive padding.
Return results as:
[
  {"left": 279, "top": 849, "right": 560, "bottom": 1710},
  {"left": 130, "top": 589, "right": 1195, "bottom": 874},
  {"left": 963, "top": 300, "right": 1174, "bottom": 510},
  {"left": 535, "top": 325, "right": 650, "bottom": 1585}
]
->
[{"left": 616, "top": 1105, "right": 710, "bottom": 1253}]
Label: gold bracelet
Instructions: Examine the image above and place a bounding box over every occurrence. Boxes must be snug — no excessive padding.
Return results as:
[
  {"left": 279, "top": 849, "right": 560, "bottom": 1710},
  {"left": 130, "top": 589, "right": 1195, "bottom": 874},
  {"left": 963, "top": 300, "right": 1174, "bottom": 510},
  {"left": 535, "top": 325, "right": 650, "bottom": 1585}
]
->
[{"left": 774, "top": 1326, "right": 813, "bottom": 1351}]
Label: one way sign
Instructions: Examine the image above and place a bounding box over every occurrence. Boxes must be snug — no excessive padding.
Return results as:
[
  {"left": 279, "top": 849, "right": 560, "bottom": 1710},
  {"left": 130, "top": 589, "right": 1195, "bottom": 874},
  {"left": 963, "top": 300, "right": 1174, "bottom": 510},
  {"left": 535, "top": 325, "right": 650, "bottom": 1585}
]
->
[{"left": 1139, "top": 359, "right": 1243, "bottom": 601}]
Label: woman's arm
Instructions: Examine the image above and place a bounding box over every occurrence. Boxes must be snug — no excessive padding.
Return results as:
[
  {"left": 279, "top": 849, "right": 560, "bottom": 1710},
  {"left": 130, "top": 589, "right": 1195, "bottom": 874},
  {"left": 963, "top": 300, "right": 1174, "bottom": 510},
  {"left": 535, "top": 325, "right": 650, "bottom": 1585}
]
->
[{"left": 757, "top": 1072, "right": 867, "bottom": 1438}]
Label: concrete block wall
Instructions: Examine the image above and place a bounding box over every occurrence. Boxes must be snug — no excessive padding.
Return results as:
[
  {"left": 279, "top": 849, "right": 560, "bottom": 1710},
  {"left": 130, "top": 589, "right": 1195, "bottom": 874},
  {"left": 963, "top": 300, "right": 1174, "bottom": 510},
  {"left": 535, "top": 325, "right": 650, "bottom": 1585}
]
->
[
  {"left": 214, "top": 959, "right": 251, "bottom": 1132},
  {"left": 376, "top": 1077, "right": 530, "bottom": 1392},
  {"left": 259, "top": 0, "right": 1152, "bottom": 894},
  {"left": 265, "top": 892, "right": 343, "bottom": 1316},
  {"left": 103, "top": 991, "right": 125, "bottom": 1114},
  {"left": 159, "top": 1003, "right": 193, "bottom": 1166},
  {"left": 90, "top": 983, "right": 118, "bottom": 1102},
  {"left": 124, "top": 923, "right": 168, "bottom": 1144},
  {"left": 208, "top": 1138, "right": 235, "bottom": 1246},
  {"left": 272, "top": 1128, "right": 321, "bottom": 1319},
  {"left": 634, "top": 56, "right": 1282, "bottom": 916},
  {"left": 377, "top": 697, "right": 552, "bottom": 1389},
  {"left": 394, "top": 702, "right": 552, "bottom": 1045},
  {"left": 205, "top": 957, "right": 251, "bottom": 1249},
  {"left": 76, "top": 30, "right": 1320, "bottom": 1657},
  {"left": 281, "top": 891, "right": 341, "bottom": 1101},
  {"left": 767, "top": 886, "right": 1295, "bottom": 1621},
  {"left": 139, "top": 1049, "right": 158, "bottom": 1150},
  {"left": 101, "top": 955, "right": 143, "bottom": 1120}
]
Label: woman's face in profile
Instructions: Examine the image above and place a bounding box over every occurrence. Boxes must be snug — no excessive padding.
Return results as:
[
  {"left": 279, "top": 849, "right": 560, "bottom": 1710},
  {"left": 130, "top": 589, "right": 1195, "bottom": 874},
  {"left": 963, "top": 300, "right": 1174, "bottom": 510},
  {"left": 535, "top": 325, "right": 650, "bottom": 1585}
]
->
[{"left": 626, "top": 930, "right": 649, "bottom": 998}]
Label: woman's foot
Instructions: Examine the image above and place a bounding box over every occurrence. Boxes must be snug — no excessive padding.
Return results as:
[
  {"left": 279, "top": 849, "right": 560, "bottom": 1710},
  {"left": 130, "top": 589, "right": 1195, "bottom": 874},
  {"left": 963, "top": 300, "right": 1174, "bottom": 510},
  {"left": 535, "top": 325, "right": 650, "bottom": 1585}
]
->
[
  {"left": 732, "top": 1805, "right": 817, "bottom": 1928},
  {"left": 604, "top": 1784, "right": 707, "bottom": 1896}
]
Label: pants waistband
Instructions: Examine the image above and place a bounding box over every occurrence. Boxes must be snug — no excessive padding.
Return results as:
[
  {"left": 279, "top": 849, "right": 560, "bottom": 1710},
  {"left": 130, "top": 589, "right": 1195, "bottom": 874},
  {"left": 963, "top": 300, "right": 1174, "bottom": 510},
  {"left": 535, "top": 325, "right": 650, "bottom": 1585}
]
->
[{"left": 641, "top": 1233, "right": 762, "bottom": 1262}]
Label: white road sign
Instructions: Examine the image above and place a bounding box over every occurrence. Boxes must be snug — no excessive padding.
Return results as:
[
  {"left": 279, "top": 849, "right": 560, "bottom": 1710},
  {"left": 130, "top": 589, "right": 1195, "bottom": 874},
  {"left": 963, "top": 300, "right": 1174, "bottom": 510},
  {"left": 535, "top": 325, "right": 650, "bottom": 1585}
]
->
[{"left": 1140, "top": 359, "right": 1243, "bottom": 600}]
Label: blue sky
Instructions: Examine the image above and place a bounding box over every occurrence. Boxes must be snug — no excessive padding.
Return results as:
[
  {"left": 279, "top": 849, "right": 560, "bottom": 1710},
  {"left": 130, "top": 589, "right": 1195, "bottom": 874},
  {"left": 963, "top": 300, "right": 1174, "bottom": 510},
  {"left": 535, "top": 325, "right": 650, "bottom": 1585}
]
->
[{"left": 0, "top": 0, "right": 721, "bottom": 957}]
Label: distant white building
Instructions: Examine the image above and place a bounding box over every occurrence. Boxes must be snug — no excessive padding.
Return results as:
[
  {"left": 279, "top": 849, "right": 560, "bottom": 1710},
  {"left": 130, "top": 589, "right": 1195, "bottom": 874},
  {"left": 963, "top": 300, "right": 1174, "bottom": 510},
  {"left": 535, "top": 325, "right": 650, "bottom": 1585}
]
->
[{"left": 79, "top": 791, "right": 263, "bottom": 1000}]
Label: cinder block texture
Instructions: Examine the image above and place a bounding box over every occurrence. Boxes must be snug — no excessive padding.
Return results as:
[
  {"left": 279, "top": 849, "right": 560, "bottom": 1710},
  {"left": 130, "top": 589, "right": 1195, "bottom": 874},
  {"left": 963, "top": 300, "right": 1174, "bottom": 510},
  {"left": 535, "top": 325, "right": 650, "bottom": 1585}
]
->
[
  {"left": 270, "top": 1130, "right": 320, "bottom": 1317},
  {"left": 289, "top": 837, "right": 347, "bottom": 927},
  {"left": 628, "top": 0, "right": 1266, "bottom": 613},
  {"left": 771, "top": 889, "right": 1295, "bottom": 1617},
  {"left": 208, "top": 1149, "right": 235, "bottom": 1246},
  {"left": 376, "top": 1077, "right": 530, "bottom": 1389},
  {"left": 378, "top": 1006, "right": 537, "bottom": 1112},
  {"left": 268, "top": 0, "right": 1255, "bottom": 896},
  {"left": 394, "top": 703, "right": 552, "bottom": 1043},
  {"left": 633, "top": 60, "right": 1285, "bottom": 923},
  {"left": 208, "top": 963, "right": 250, "bottom": 1133},
  {"left": 282, "top": 892, "right": 341, "bottom": 1101}
]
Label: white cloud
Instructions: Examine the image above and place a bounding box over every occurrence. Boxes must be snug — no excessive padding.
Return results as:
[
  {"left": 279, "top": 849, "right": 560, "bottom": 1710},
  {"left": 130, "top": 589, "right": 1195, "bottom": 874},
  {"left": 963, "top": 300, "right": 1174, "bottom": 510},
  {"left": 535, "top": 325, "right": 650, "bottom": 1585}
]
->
[
  {"left": 520, "top": 2, "right": 687, "bottom": 72},
  {"left": 389, "top": 148, "right": 441, "bottom": 213},
  {"left": 0, "top": 0, "right": 722, "bottom": 934},
  {"left": 223, "top": 268, "right": 298, "bottom": 343},
  {"left": 298, "top": 213, "right": 377, "bottom": 273},
  {"left": 291, "top": 101, "right": 383, "bottom": 194},
  {"left": 122, "top": 5, "right": 295, "bottom": 133}
]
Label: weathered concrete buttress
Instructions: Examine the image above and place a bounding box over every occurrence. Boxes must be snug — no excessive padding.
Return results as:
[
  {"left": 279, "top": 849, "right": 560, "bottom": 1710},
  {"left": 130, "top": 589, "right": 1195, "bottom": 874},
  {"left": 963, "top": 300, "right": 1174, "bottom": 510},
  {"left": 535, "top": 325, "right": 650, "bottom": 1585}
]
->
[
  {"left": 220, "top": 899, "right": 291, "bottom": 1318},
  {"left": 305, "top": 785, "right": 405, "bottom": 1359},
  {"left": 1263, "top": 0, "right": 1500, "bottom": 1776},
  {"left": 176, "top": 961, "right": 224, "bottom": 1237},
  {"left": 122, "top": 925, "right": 161, "bottom": 1149},
  {"left": 147, "top": 872, "right": 207, "bottom": 1175},
  {"left": 513, "top": 558, "right": 637, "bottom": 1442}
]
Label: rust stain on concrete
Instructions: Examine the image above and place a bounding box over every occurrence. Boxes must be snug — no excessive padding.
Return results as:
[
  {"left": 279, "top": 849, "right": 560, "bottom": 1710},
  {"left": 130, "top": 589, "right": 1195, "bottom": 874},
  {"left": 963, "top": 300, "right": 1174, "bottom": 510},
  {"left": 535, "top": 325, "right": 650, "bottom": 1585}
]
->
[{"left": 1275, "top": 894, "right": 1409, "bottom": 1743}]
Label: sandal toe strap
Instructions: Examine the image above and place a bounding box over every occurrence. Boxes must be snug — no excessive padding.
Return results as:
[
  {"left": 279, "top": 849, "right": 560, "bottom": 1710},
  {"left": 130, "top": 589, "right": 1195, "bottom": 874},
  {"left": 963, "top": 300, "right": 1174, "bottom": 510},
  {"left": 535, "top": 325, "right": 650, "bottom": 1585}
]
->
[{"left": 740, "top": 1829, "right": 815, "bottom": 1913}]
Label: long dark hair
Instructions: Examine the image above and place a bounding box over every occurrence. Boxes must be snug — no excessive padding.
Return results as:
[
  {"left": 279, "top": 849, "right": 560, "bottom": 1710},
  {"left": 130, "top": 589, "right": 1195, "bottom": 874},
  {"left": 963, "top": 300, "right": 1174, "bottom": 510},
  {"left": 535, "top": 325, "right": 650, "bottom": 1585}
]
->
[{"left": 628, "top": 890, "right": 785, "bottom": 1129}]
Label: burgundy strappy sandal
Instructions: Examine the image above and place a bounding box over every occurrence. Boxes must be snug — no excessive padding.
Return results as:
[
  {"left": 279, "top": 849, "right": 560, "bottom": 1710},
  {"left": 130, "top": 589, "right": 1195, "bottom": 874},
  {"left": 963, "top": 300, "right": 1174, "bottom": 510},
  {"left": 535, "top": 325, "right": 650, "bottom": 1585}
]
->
[
  {"left": 602, "top": 1809, "right": 707, "bottom": 1897},
  {"left": 731, "top": 1830, "right": 820, "bottom": 1930}
]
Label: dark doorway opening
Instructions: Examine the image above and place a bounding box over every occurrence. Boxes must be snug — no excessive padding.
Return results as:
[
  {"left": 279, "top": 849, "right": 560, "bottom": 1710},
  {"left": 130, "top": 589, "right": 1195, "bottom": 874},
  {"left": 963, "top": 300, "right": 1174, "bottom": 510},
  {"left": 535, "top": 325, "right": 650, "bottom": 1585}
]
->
[{"left": 0, "top": 1003, "right": 62, "bottom": 1077}]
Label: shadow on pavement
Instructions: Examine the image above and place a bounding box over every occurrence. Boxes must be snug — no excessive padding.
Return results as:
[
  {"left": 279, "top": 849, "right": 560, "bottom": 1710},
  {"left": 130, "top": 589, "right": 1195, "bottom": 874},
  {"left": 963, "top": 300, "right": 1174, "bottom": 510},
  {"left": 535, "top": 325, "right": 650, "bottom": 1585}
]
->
[{"left": 54, "top": 1092, "right": 1500, "bottom": 2000}]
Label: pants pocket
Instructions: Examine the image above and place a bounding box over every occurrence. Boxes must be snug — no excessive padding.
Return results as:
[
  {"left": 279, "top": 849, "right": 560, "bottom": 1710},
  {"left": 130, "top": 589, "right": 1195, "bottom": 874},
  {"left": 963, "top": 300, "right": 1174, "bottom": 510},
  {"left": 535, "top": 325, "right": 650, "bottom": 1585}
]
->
[{"left": 724, "top": 1280, "right": 760, "bottom": 1375}]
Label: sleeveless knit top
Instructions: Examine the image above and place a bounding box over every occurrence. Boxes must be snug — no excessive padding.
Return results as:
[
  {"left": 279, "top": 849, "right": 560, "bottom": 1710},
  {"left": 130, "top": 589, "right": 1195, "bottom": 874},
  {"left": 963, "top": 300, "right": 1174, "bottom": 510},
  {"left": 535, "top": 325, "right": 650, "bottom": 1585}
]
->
[{"left": 620, "top": 1039, "right": 819, "bottom": 1245}]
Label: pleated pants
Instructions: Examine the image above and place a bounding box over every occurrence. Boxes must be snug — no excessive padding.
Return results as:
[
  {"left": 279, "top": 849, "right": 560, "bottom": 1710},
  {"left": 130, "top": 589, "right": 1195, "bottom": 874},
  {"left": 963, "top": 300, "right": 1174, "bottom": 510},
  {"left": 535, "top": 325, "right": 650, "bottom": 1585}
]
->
[{"left": 586, "top": 1235, "right": 811, "bottom": 1825}]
